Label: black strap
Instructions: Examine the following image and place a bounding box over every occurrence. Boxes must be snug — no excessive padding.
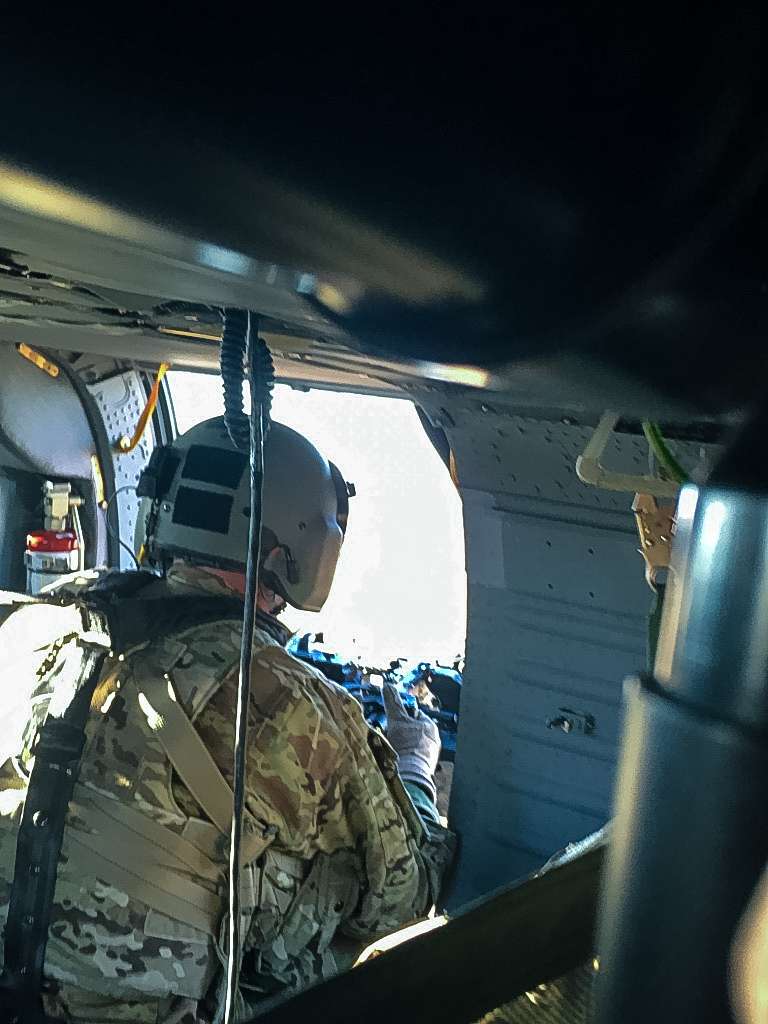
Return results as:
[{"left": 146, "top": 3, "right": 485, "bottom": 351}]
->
[
  {"left": 0, "top": 641, "right": 107, "bottom": 1024},
  {"left": 0, "top": 574, "right": 249, "bottom": 1023}
]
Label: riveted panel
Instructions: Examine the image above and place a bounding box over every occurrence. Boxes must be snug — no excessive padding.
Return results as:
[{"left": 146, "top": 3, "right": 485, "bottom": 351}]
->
[
  {"left": 89, "top": 371, "right": 154, "bottom": 569},
  {"left": 423, "top": 395, "right": 721, "bottom": 906}
]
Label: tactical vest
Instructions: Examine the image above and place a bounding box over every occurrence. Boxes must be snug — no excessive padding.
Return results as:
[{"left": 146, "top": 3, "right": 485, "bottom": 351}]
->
[{"left": 0, "top": 571, "right": 278, "bottom": 1017}]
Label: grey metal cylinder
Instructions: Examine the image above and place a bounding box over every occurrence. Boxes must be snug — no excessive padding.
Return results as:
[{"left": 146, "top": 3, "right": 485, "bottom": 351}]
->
[
  {"left": 595, "top": 483, "right": 768, "bottom": 1022},
  {"left": 655, "top": 484, "right": 768, "bottom": 731}
]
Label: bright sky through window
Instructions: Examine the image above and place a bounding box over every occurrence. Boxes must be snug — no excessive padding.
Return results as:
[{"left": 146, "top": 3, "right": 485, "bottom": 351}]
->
[{"left": 169, "top": 373, "right": 466, "bottom": 668}]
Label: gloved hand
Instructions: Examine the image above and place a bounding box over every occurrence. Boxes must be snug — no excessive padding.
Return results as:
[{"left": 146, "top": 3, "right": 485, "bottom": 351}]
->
[{"left": 383, "top": 682, "right": 441, "bottom": 804}]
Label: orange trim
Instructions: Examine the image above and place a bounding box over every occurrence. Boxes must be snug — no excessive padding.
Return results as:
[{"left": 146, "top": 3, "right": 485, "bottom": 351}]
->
[
  {"left": 158, "top": 326, "right": 221, "bottom": 342},
  {"left": 16, "top": 343, "right": 60, "bottom": 378},
  {"left": 117, "top": 363, "right": 170, "bottom": 453}
]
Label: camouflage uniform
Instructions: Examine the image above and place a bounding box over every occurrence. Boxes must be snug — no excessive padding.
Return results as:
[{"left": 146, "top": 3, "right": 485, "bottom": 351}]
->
[{"left": 0, "top": 565, "right": 454, "bottom": 1023}]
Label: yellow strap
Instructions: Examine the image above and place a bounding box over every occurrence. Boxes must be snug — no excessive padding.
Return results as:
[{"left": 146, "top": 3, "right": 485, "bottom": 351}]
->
[{"left": 116, "top": 363, "right": 169, "bottom": 454}]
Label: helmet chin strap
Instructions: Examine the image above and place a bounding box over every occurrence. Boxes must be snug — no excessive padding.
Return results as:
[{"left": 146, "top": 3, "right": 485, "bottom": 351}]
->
[{"left": 201, "top": 564, "right": 284, "bottom": 615}]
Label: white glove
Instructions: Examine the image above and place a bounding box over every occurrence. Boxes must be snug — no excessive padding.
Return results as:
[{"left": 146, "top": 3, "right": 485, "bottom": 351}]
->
[{"left": 383, "top": 681, "right": 440, "bottom": 803}]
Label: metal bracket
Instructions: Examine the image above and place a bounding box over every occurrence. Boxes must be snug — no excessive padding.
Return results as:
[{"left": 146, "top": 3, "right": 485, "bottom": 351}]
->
[
  {"left": 576, "top": 411, "right": 680, "bottom": 498},
  {"left": 632, "top": 493, "right": 676, "bottom": 588},
  {"left": 43, "top": 482, "right": 76, "bottom": 531},
  {"left": 41, "top": 481, "right": 85, "bottom": 572}
]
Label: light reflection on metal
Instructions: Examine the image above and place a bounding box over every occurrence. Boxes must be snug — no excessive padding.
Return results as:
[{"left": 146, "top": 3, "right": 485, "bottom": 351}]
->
[
  {"left": 655, "top": 486, "right": 768, "bottom": 729},
  {"left": 0, "top": 162, "right": 485, "bottom": 307},
  {"left": 0, "top": 162, "right": 254, "bottom": 283},
  {"left": 296, "top": 273, "right": 317, "bottom": 294},
  {"left": 419, "top": 361, "right": 492, "bottom": 388},
  {"left": 699, "top": 499, "right": 726, "bottom": 553},
  {"left": 676, "top": 485, "right": 698, "bottom": 522},
  {"left": 157, "top": 327, "right": 221, "bottom": 343},
  {"left": 196, "top": 243, "right": 251, "bottom": 276},
  {"left": 0, "top": 161, "right": 157, "bottom": 240},
  {"left": 314, "top": 280, "right": 351, "bottom": 313}
]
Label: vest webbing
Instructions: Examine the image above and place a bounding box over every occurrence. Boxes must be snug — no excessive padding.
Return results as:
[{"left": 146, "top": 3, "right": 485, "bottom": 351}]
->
[{"left": 0, "top": 571, "right": 254, "bottom": 1024}]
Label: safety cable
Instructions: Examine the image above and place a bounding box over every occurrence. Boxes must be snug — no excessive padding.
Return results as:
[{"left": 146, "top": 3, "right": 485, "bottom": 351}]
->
[
  {"left": 222, "top": 310, "right": 273, "bottom": 1024},
  {"left": 104, "top": 485, "right": 140, "bottom": 570},
  {"left": 641, "top": 421, "right": 689, "bottom": 485},
  {"left": 116, "top": 363, "right": 170, "bottom": 454}
]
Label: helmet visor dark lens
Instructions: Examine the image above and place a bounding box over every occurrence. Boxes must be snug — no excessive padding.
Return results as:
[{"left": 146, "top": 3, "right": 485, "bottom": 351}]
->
[
  {"left": 172, "top": 487, "right": 233, "bottom": 533},
  {"left": 182, "top": 445, "right": 247, "bottom": 489}
]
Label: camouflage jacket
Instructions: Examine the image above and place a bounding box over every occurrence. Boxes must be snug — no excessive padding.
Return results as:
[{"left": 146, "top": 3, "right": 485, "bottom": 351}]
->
[{"left": 0, "top": 565, "right": 455, "bottom": 1021}]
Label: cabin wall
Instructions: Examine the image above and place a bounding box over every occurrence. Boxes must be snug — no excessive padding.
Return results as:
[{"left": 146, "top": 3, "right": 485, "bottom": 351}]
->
[{"left": 426, "top": 396, "right": 713, "bottom": 907}]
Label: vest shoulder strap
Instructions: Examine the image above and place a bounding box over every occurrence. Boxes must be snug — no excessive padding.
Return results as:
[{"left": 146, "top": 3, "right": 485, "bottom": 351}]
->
[{"left": 138, "top": 666, "right": 274, "bottom": 860}]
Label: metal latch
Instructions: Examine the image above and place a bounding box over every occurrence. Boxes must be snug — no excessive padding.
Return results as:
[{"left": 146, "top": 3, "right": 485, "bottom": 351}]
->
[
  {"left": 546, "top": 707, "right": 596, "bottom": 735},
  {"left": 632, "top": 493, "right": 676, "bottom": 589}
]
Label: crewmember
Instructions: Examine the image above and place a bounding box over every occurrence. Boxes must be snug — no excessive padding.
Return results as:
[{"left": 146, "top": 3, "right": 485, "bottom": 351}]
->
[{"left": 0, "top": 417, "right": 454, "bottom": 1023}]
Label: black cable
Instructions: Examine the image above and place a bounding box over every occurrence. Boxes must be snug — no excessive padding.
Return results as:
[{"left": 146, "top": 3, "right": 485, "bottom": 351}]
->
[
  {"left": 220, "top": 308, "right": 274, "bottom": 453},
  {"left": 104, "top": 485, "right": 140, "bottom": 570},
  {"left": 220, "top": 309, "right": 250, "bottom": 453},
  {"left": 223, "top": 313, "right": 271, "bottom": 1024}
]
